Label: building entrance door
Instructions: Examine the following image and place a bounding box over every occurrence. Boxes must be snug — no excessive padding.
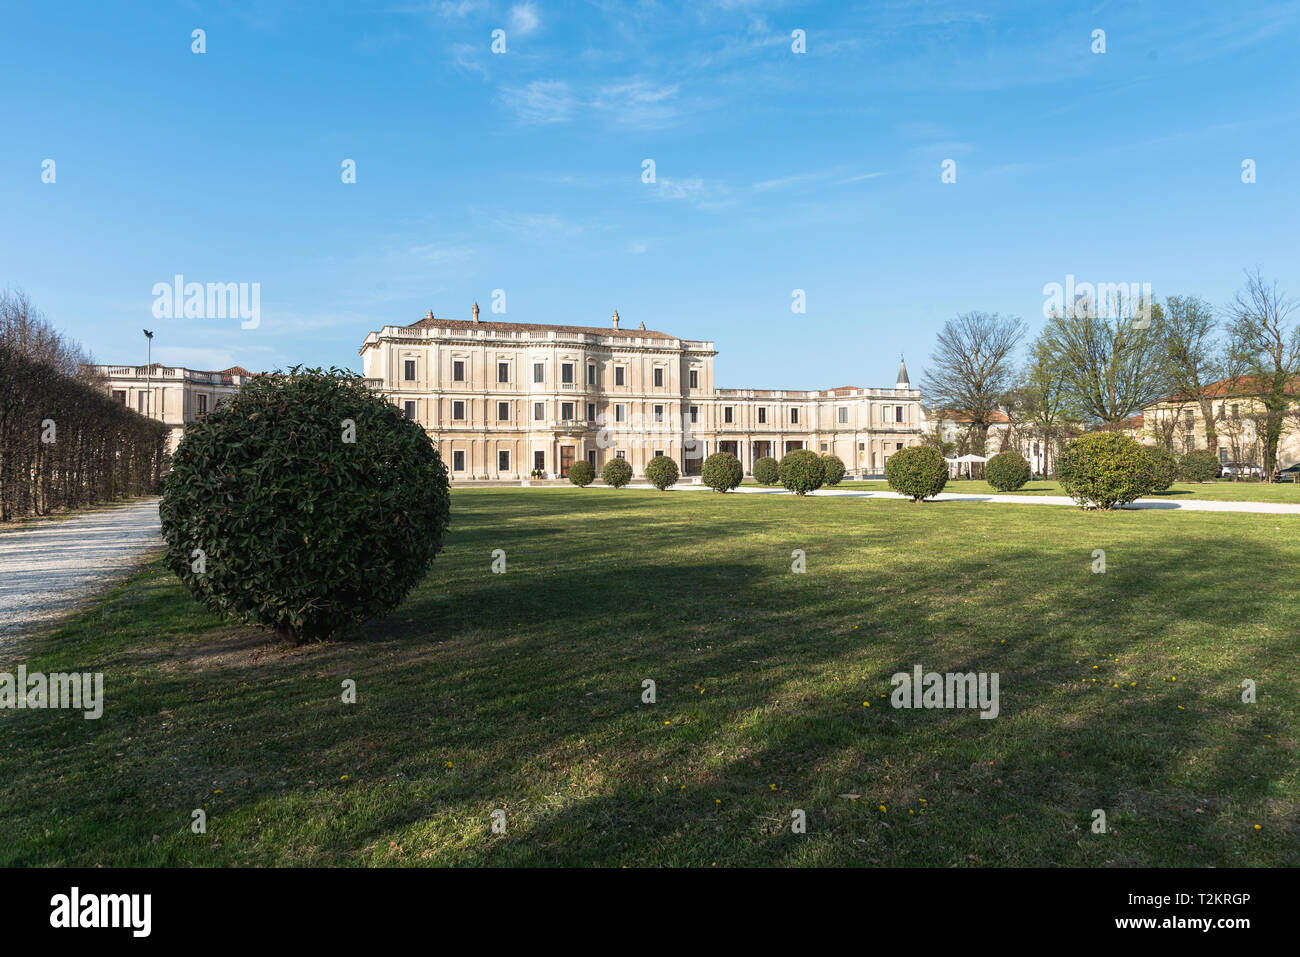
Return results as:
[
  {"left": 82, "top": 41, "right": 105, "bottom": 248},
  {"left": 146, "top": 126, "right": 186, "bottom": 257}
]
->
[{"left": 560, "top": 446, "right": 575, "bottom": 477}]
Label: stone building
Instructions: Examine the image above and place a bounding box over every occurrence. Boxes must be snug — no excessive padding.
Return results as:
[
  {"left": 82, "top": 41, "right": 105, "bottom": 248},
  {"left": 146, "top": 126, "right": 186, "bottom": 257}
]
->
[
  {"left": 359, "top": 306, "right": 925, "bottom": 480},
  {"left": 92, "top": 363, "right": 254, "bottom": 453}
]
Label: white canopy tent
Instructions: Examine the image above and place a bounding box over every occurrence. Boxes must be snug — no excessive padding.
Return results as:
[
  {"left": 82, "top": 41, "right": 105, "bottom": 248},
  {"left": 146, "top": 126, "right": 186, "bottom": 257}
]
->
[{"left": 945, "top": 453, "right": 988, "bottom": 479}]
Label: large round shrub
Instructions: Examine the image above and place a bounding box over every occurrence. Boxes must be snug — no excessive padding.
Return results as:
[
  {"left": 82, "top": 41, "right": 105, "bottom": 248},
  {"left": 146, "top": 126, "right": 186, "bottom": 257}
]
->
[
  {"left": 1179, "top": 448, "right": 1220, "bottom": 483},
  {"left": 1056, "top": 432, "right": 1158, "bottom": 510},
  {"left": 160, "top": 367, "right": 450, "bottom": 644},
  {"left": 601, "top": 457, "right": 633, "bottom": 488},
  {"left": 753, "top": 456, "right": 780, "bottom": 485},
  {"left": 985, "top": 450, "right": 1032, "bottom": 492},
  {"left": 644, "top": 454, "right": 679, "bottom": 490},
  {"left": 885, "top": 445, "right": 948, "bottom": 502},
  {"left": 821, "top": 454, "right": 846, "bottom": 487},
  {"left": 1141, "top": 445, "right": 1178, "bottom": 492},
  {"left": 701, "top": 451, "right": 743, "bottom": 492},
  {"left": 778, "top": 449, "right": 826, "bottom": 496},
  {"left": 568, "top": 460, "right": 594, "bottom": 487}
]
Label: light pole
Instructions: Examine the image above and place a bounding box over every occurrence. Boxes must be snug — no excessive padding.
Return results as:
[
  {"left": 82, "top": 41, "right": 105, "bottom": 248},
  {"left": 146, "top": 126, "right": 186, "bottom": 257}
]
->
[{"left": 143, "top": 329, "right": 154, "bottom": 418}]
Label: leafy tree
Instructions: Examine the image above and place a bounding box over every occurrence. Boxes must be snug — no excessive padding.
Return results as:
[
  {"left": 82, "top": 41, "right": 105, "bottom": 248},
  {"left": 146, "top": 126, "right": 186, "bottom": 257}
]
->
[
  {"left": 1056, "top": 432, "right": 1157, "bottom": 510},
  {"left": 568, "top": 460, "right": 594, "bottom": 487},
  {"left": 160, "top": 368, "right": 450, "bottom": 644},
  {"left": 1159, "top": 295, "right": 1225, "bottom": 454},
  {"left": 885, "top": 446, "right": 948, "bottom": 501},
  {"left": 753, "top": 456, "right": 780, "bottom": 485},
  {"left": 645, "top": 454, "right": 679, "bottom": 490},
  {"left": 820, "top": 454, "right": 846, "bottom": 486},
  {"left": 778, "top": 449, "right": 825, "bottom": 495},
  {"left": 985, "top": 451, "right": 1032, "bottom": 492},
  {"left": 601, "top": 457, "right": 633, "bottom": 488},
  {"left": 1178, "top": 448, "right": 1219, "bottom": 483},
  {"left": 1141, "top": 444, "right": 1178, "bottom": 491},
  {"left": 701, "top": 451, "right": 743, "bottom": 492}
]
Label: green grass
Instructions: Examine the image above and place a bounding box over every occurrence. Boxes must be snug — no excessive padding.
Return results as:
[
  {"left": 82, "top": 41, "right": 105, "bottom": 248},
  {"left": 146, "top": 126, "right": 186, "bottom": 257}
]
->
[
  {"left": 3, "top": 488, "right": 1296, "bottom": 866},
  {"left": 826, "top": 478, "right": 1300, "bottom": 502}
]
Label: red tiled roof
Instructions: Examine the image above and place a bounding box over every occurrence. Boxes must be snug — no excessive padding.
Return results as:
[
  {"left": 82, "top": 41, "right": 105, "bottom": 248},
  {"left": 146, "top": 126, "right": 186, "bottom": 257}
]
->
[
  {"left": 1119, "top": 414, "right": 1144, "bottom": 429},
  {"left": 1165, "top": 375, "right": 1300, "bottom": 402},
  {"left": 405, "top": 315, "right": 679, "bottom": 341},
  {"left": 220, "top": 365, "right": 254, "bottom": 376},
  {"left": 942, "top": 410, "right": 1011, "bottom": 424}
]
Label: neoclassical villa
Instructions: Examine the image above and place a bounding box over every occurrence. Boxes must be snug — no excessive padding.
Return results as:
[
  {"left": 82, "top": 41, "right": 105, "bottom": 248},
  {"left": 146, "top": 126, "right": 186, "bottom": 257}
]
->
[
  {"left": 359, "top": 306, "right": 925, "bottom": 480},
  {"left": 93, "top": 363, "right": 255, "bottom": 453}
]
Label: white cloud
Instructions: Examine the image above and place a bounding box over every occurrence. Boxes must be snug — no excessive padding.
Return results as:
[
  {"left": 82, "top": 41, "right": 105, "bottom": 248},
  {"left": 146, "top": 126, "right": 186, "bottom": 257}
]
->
[
  {"left": 591, "top": 81, "right": 680, "bottom": 126},
  {"left": 501, "top": 80, "right": 576, "bottom": 123},
  {"left": 509, "top": 2, "right": 540, "bottom": 35}
]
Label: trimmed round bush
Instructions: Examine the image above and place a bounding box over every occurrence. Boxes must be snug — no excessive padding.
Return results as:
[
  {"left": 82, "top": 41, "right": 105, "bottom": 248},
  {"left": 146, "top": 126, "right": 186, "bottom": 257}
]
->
[
  {"left": 821, "top": 454, "right": 846, "bottom": 487},
  {"left": 753, "top": 456, "right": 780, "bottom": 485},
  {"left": 1142, "top": 445, "right": 1178, "bottom": 492},
  {"left": 985, "top": 450, "right": 1032, "bottom": 492},
  {"left": 160, "top": 367, "right": 450, "bottom": 644},
  {"left": 701, "top": 451, "right": 743, "bottom": 492},
  {"left": 885, "top": 445, "right": 948, "bottom": 502},
  {"left": 645, "top": 454, "right": 679, "bottom": 490},
  {"left": 1179, "top": 448, "right": 1220, "bottom": 483},
  {"left": 568, "top": 460, "right": 594, "bottom": 487},
  {"left": 778, "top": 448, "right": 826, "bottom": 496},
  {"left": 1056, "top": 432, "right": 1158, "bottom": 510},
  {"left": 601, "top": 457, "right": 633, "bottom": 488}
]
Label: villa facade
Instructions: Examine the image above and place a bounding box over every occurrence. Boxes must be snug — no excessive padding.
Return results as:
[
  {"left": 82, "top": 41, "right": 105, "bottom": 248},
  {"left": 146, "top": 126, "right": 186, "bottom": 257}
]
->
[
  {"left": 93, "top": 364, "right": 254, "bottom": 453},
  {"left": 359, "top": 306, "right": 925, "bottom": 480}
]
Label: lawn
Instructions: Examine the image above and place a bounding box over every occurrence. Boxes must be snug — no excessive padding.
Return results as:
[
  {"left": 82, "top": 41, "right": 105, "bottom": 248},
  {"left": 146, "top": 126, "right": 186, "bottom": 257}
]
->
[
  {"left": 830, "top": 478, "right": 1300, "bottom": 502},
  {"left": 2, "top": 488, "right": 1296, "bottom": 866}
]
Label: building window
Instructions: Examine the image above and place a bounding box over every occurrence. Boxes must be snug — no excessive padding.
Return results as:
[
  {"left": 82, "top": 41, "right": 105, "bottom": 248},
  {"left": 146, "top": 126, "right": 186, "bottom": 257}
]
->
[
  {"left": 533, "top": 402, "right": 544, "bottom": 421},
  {"left": 1219, "top": 448, "right": 1229, "bottom": 464},
  {"left": 404, "top": 359, "right": 416, "bottom": 381},
  {"left": 533, "top": 363, "right": 545, "bottom": 384},
  {"left": 587, "top": 363, "right": 596, "bottom": 385},
  {"left": 586, "top": 402, "right": 596, "bottom": 421},
  {"left": 497, "top": 401, "right": 509, "bottom": 421},
  {"left": 858, "top": 442, "right": 865, "bottom": 451},
  {"left": 453, "top": 450, "right": 465, "bottom": 471},
  {"left": 561, "top": 363, "right": 574, "bottom": 385},
  {"left": 655, "top": 449, "right": 664, "bottom": 458},
  {"left": 758, "top": 407, "right": 767, "bottom": 424},
  {"left": 562, "top": 402, "right": 574, "bottom": 420},
  {"left": 452, "top": 400, "right": 465, "bottom": 421},
  {"left": 616, "top": 450, "right": 626, "bottom": 459},
  {"left": 653, "top": 367, "right": 664, "bottom": 388},
  {"left": 820, "top": 442, "right": 828, "bottom": 452},
  {"left": 534, "top": 450, "right": 545, "bottom": 472},
  {"left": 112, "top": 389, "right": 127, "bottom": 404},
  {"left": 689, "top": 405, "right": 698, "bottom": 423},
  {"left": 1231, "top": 404, "right": 1240, "bottom": 419},
  {"left": 614, "top": 366, "right": 625, "bottom": 386},
  {"left": 498, "top": 450, "right": 510, "bottom": 471},
  {"left": 895, "top": 405, "right": 904, "bottom": 423},
  {"left": 615, "top": 404, "right": 626, "bottom": 423},
  {"left": 497, "top": 362, "right": 509, "bottom": 383},
  {"left": 724, "top": 406, "right": 733, "bottom": 424},
  {"left": 452, "top": 360, "right": 465, "bottom": 382},
  {"left": 138, "top": 392, "right": 146, "bottom": 413},
  {"left": 689, "top": 369, "right": 699, "bottom": 389},
  {"left": 197, "top": 394, "right": 208, "bottom": 414},
  {"left": 791, "top": 408, "right": 799, "bottom": 424},
  {"left": 403, "top": 401, "right": 416, "bottom": 420},
  {"left": 896, "top": 442, "right": 903, "bottom": 450},
  {"left": 654, "top": 404, "right": 664, "bottom": 422},
  {"left": 837, "top": 407, "right": 848, "bottom": 424}
]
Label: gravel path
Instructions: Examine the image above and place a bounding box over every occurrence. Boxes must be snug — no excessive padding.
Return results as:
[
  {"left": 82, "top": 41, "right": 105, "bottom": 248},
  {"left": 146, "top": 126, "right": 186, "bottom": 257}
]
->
[{"left": 0, "top": 499, "right": 163, "bottom": 647}]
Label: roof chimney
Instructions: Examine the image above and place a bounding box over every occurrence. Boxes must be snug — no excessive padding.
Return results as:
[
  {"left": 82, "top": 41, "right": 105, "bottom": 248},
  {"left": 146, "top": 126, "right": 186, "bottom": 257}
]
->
[
  {"left": 472, "top": 301, "right": 480, "bottom": 323},
  {"left": 425, "top": 309, "right": 434, "bottom": 321},
  {"left": 639, "top": 320, "right": 645, "bottom": 330},
  {"left": 611, "top": 309, "right": 620, "bottom": 330}
]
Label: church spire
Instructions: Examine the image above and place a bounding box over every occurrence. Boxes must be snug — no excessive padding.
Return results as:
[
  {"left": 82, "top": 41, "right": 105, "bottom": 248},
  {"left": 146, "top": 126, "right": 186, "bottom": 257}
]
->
[{"left": 896, "top": 355, "right": 910, "bottom": 390}]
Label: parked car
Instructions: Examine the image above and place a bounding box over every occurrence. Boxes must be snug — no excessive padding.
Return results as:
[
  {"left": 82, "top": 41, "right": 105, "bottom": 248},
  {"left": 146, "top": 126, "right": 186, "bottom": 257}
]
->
[
  {"left": 1220, "top": 462, "right": 1263, "bottom": 479},
  {"left": 1277, "top": 464, "right": 1300, "bottom": 483}
]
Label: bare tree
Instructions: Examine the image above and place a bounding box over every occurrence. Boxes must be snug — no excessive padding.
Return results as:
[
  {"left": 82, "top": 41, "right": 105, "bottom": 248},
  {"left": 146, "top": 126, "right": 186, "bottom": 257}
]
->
[
  {"left": 1227, "top": 270, "right": 1299, "bottom": 480},
  {"left": 1039, "top": 296, "right": 1169, "bottom": 427},
  {"left": 1158, "top": 295, "right": 1225, "bottom": 453},
  {"left": 922, "top": 311, "right": 1026, "bottom": 454}
]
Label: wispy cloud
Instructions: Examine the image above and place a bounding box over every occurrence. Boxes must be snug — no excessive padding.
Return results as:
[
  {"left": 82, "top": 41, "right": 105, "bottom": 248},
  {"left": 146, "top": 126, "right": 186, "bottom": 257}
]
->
[
  {"left": 591, "top": 81, "right": 680, "bottom": 126},
  {"left": 500, "top": 80, "right": 577, "bottom": 123}
]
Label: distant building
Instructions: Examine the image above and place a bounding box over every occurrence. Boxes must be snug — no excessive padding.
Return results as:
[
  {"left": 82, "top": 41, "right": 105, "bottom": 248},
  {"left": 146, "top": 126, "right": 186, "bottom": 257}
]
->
[
  {"left": 1139, "top": 377, "right": 1300, "bottom": 468},
  {"left": 92, "top": 364, "right": 254, "bottom": 452},
  {"left": 359, "top": 308, "right": 925, "bottom": 480}
]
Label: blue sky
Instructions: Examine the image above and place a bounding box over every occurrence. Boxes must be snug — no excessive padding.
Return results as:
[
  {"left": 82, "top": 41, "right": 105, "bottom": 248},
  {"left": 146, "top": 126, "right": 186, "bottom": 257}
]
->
[{"left": 3, "top": 0, "right": 1298, "bottom": 390}]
